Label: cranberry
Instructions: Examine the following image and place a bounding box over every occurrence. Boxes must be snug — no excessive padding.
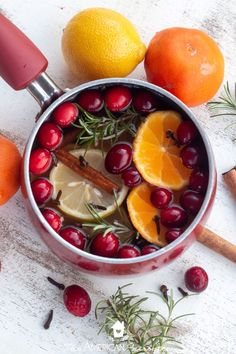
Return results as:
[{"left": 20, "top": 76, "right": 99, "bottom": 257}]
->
[
  {"left": 31, "top": 178, "right": 53, "bottom": 205},
  {"left": 189, "top": 169, "right": 208, "bottom": 193},
  {"left": 104, "top": 86, "right": 132, "bottom": 112},
  {"left": 90, "top": 232, "right": 119, "bottom": 258},
  {"left": 37, "top": 122, "right": 63, "bottom": 150},
  {"left": 165, "top": 229, "right": 182, "bottom": 243},
  {"left": 59, "top": 226, "right": 87, "bottom": 250},
  {"left": 150, "top": 188, "right": 173, "bottom": 209},
  {"left": 121, "top": 167, "right": 142, "bottom": 187},
  {"left": 63, "top": 285, "right": 91, "bottom": 317},
  {"left": 180, "top": 145, "right": 202, "bottom": 169},
  {"left": 42, "top": 208, "right": 62, "bottom": 232},
  {"left": 117, "top": 245, "right": 140, "bottom": 258},
  {"left": 141, "top": 244, "right": 159, "bottom": 255},
  {"left": 52, "top": 102, "right": 78, "bottom": 127},
  {"left": 185, "top": 266, "right": 208, "bottom": 293},
  {"left": 29, "top": 148, "right": 52, "bottom": 175},
  {"left": 176, "top": 121, "right": 197, "bottom": 145},
  {"left": 77, "top": 89, "right": 104, "bottom": 112},
  {"left": 133, "top": 90, "right": 157, "bottom": 113},
  {"left": 180, "top": 190, "right": 204, "bottom": 215},
  {"left": 160, "top": 205, "right": 188, "bottom": 228},
  {"left": 105, "top": 143, "right": 132, "bottom": 174}
]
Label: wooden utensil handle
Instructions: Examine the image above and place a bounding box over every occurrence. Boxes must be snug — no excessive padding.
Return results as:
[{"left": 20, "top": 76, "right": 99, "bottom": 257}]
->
[{"left": 197, "top": 228, "right": 236, "bottom": 263}]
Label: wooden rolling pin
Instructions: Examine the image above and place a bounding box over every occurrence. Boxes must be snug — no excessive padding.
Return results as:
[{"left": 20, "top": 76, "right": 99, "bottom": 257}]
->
[{"left": 197, "top": 228, "right": 236, "bottom": 263}]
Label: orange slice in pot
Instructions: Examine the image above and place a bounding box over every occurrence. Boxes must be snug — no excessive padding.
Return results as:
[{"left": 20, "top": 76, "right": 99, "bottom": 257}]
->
[
  {"left": 133, "top": 111, "right": 191, "bottom": 190},
  {"left": 127, "top": 183, "right": 167, "bottom": 246}
]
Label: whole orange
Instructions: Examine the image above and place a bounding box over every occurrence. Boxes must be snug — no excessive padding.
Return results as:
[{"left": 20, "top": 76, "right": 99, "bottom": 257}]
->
[
  {"left": 144, "top": 27, "right": 224, "bottom": 107},
  {"left": 0, "top": 134, "right": 21, "bottom": 205}
]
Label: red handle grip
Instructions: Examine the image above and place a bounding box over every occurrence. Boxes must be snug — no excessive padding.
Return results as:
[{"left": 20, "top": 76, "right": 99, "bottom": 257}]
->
[{"left": 0, "top": 13, "right": 48, "bottom": 90}]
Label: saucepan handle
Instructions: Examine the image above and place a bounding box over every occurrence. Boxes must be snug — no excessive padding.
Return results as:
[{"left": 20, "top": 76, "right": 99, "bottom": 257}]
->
[{"left": 0, "top": 13, "right": 48, "bottom": 90}]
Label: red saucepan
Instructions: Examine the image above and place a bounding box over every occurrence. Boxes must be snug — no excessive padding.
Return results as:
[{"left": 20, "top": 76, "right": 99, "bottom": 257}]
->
[{"left": 0, "top": 14, "right": 217, "bottom": 275}]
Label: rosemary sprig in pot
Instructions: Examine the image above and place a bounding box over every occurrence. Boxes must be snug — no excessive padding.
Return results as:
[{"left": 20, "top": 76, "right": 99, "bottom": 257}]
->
[
  {"left": 73, "top": 105, "right": 142, "bottom": 148},
  {"left": 95, "top": 284, "right": 194, "bottom": 354}
]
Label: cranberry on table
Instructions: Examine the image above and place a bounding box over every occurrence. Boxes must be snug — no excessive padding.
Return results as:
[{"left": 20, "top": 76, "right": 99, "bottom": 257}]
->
[
  {"left": 42, "top": 208, "right": 62, "bottom": 232},
  {"left": 90, "top": 232, "right": 119, "bottom": 258},
  {"left": 141, "top": 244, "right": 159, "bottom": 255},
  {"left": 63, "top": 285, "right": 91, "bottom": 317},
  {"left": 176, "top": 121, "right": 197, "bottom": 145},
  {"left": 59, "top": 226, "right": 87, "bottom": 250},
  {"left": 105, "top": 142, "right": 132, "bottom": 174},
  {"left": 160, "top": 205, "right": 188, "bottom": 228},
  {"left": 52, "top": 102, "right": 78, "bottom": 127},
  {"left": 165, "top": 229, "right": 182, "bottom": 243},
  {"left": 180, "top": 190, "right": 204, "bottom": 215},
  {"left": 77, "top": 89, "right": 104, "bottom": 112},
  {"left": 31, "top": 178, "right": 53, "bottom": 205},
  {"left": 133, "top": 90, "right": 157, "bottom": 113},
  {"left": 104, "top": 86, "right": 132, "bottom": 112},
  {"left": 185, "top": 266, "right": 208, "bottom": 293},
  {"left": 117, "top": 245, "right": 140, "bottom": 258},
  {"left": 37, "top": 122, "right": 63, "bottom": 150},
  {"left": 189, "top": 169, "right": 208, "bottom": 193},
  {"left": 180, "top": 145, "right": 202, "bottom": 169},
  {"left": 150, "top": 187, "right": 173, "bottom": 209},
  {"left": 121, "top": 167, "right": 142, "bottom": 187},
  {"left": 29, "top": 148, "right": 52, "bottom": 175}
]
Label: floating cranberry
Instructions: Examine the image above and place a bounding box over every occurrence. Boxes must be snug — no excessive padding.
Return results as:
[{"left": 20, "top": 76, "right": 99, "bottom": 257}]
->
[
  {"left": 59, "top": 226, "right": 87, "bottom": 250},
  {"left": 37, "top": 122, "right": 63, "bottom": 150},
  {"left": 29, "top": 148, "right": 52, "bottom": 175},
  {"left": 117, "top": 245, "right": 140, "bottom": 258},
  {"left": 189, "top": 169, "right": 208, "bottom": 193},
  {"left": 104, "top": 86, "right": 132, "bottom": 112},
  {"left": 105, "top": 142, "right": 132, "bottom": 174},
  {"left": 52, "top": 102, "right": 78, "bottom": 127},
  {"left": 160, "top": 205, "right": 188, "bottom": 228},
  {"left": 133, "top": 90, "right": 157, "bottom": 113},
  {"left": 176, "top": 121, "right": 197, "bottom": 145},
  {"left": 90, "top": 232, "right": 119, "bottom": 258},
  {"left": 31, "top": 178, "right": 53, "bottom": 205},
  {"left": 150, "top": 188, "right": 173, "bottom": 209},
  {"left": 63, "top": 285, "right": 91, "bottom": 317},
  {"left": 42, "top": 208, "right": 62, "bottom": 232},
  {"left": 180, "top": 145, "right": 202, "bottom": 169},
  {"left": 121, "top": 167, "right": 142, "bottom": 187},
  {"left": 141, "top": 245, "right": 159, "bottom": 255},
  {"left": 165, "top": 229, "right": 182, "bottom": 243},
  {"left": 185, "top": 266, "right": 208, "bottom": 293},
  {"left": 77, "top": 89, "right": 104, "bottom": 112},
  {"left": 180, "top": 190, "right": 204, "bottom": 215}
]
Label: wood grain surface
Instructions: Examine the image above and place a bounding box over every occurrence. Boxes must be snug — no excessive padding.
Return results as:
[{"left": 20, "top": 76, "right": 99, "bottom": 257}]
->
[{"left": 0, "top": 0, "right": 236, "bottom": 353}]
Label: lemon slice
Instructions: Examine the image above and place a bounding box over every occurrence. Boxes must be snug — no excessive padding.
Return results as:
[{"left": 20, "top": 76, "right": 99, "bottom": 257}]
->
[{"left": 49, "top": 149, "right": 128, "bottom": 221}]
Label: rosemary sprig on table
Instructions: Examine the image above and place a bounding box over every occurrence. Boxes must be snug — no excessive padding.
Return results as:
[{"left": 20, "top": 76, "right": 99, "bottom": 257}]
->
[
  {"left": 95, "top": 284, "right": 194, "bottom": 354},
  {"left": 73, "top": 105, "right": 142, "bottom": 148},
  {"left": 207, "top": 82, "right": 236, "bottom": 117}
]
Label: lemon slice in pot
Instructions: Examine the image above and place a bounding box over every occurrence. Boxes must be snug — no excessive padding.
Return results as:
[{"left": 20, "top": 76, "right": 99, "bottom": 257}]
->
[{"left": 49, "top": 149, "right": 128, "bottom": 221}]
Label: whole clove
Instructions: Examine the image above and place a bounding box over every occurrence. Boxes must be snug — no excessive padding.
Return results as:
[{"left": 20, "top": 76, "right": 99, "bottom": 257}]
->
[
  {"left": 47, "top": 276, "right": 65, "bottom": 290},
  {"left": 43, "top": 309, "right": 54, "bottom": 330}
]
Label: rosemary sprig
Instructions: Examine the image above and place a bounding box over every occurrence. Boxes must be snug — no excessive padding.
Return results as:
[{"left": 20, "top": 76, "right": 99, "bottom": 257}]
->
[
  {"left": 82, "top": 203, "right": 138, "bottom": 242},
  {"left": 208, "top": 82, "right": 236, "bottom": 117},
  {"left": 73, "top": 105, "right": 142, "bottom": 147},
  {"left": 95, "top": 284, "right": 194, "bottom": 354}
]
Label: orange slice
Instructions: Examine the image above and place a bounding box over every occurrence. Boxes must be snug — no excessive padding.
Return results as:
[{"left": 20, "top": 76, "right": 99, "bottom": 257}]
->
[
  {"left": 133, "top": 111, "right": 191, "bottom": 190},
  {"left": 127, "top": 183, "right": 167, "bottom": 246}
]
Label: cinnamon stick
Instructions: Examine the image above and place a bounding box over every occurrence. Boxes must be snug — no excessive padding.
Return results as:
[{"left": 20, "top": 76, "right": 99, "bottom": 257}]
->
[
  {"left": 54, "top": 149, "right": 119, "bottom": 194},
  {"left": 197, "top": 228, "right": 236, "bottom": 263},
  {"left": 223, "top": 166, "right": 236, "bottom": 200}
]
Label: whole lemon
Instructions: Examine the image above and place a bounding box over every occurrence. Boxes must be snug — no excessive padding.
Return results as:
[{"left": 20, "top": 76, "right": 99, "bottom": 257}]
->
[{"left": 62, "top": 8, "right": 146, "bottom": 81}]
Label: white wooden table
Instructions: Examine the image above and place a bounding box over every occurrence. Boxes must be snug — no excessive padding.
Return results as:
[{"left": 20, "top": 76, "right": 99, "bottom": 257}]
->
[{"left": 0, "top": 1, "right": 236, "bottom": 353}]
